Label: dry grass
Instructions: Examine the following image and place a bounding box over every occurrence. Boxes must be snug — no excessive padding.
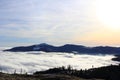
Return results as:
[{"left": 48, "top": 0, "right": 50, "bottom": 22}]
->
[{"left": 0, "top": 72, "right": 104, "bottom": 80}]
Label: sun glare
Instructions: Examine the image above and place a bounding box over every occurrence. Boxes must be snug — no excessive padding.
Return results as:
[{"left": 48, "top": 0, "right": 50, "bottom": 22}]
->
[{"left": 96, "top": 0, "right": 120, "bottom": 29}]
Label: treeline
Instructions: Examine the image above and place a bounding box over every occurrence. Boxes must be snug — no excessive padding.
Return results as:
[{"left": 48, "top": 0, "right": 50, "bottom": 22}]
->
[{"left": 34, "top": 64, "right": 120, "bottom": 80}]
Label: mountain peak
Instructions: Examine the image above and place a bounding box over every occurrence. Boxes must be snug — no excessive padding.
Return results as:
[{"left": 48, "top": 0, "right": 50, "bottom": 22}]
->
[{"left": 38, "top": 43, "right": 49, "bottom": 46}]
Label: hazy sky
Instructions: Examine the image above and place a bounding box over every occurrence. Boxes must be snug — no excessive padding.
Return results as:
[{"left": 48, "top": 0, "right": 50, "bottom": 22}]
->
[{"left": 0, "top": 0, "right": 120, "bottom": 47}]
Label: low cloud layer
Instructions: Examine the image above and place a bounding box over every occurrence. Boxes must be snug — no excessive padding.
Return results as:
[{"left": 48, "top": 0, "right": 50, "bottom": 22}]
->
[{"left": 0, "top": 48, "right": 119, "bottom": 74}]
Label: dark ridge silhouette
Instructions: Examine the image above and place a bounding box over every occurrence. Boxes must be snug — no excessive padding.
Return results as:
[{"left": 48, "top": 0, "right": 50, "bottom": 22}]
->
[
  {"left": 112, "top": 55, "right": 120, "bottom": 61},
  {"left": 4, "top": 43, "right": 120, "bottom": 55},
  {"left": 34, "top": 64, "right": 120, "bottom": 80}
]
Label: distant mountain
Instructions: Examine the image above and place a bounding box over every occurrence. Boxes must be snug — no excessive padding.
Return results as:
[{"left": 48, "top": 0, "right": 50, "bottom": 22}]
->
[{"left": 4, "top": 43, "right": 120, "bottom": 55}]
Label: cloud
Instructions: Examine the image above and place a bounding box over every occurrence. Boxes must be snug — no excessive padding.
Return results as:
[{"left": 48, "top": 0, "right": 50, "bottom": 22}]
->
[{"left": 0, "top": 48, "right": 119, "bottom": 74}]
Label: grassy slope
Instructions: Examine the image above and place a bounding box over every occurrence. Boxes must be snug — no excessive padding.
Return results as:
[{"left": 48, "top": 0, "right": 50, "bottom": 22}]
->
[{"left": 0, "top": 72, "right": 103, "bottom": 80}]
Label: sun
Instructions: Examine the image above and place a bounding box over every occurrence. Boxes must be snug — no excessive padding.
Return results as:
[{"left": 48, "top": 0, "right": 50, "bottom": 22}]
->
[{"left": 96, "top": 0, "right": 120, "bottom": 29}]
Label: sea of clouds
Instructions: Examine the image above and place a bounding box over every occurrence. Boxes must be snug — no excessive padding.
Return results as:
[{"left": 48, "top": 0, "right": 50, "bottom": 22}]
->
[{"left": 0, "top": 47, "right": 119, "bottom": 74}]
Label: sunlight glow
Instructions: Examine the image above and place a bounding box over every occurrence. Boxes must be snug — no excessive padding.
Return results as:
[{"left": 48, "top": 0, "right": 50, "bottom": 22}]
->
[{"left": 96, "top": 0, "right": 120, "bottom": 29}]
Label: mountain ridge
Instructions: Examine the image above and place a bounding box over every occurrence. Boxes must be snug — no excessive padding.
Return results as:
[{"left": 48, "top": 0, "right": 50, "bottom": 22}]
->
[{"left": 4, "top": 43, "right": 120, "bottom": 55}]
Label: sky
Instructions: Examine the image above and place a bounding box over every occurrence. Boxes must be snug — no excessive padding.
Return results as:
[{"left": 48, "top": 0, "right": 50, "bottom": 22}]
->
[{"left": 0, "top": 0, "right": 120, "bottom": 47}]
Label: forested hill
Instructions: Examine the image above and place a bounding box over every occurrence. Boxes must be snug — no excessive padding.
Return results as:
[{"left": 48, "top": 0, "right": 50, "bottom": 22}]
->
[{"left": 34, "top": 64, "right": 120, "bottom": 80}]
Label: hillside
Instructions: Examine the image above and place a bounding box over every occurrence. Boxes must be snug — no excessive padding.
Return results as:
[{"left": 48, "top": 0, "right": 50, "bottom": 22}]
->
[
  {"left": 34, "top": 64, "right": 120, "bottom": 80},
  {"left": 1, "top": 64, "right": 120, "bottom": 80},
  {"left": 0, "top": 72, "right": 103, "bottom": 80}
]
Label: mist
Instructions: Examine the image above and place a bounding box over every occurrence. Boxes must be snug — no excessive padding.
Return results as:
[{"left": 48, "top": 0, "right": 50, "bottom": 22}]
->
[{"left": 0, "top": 47, "right": 119, "bottom": 74}]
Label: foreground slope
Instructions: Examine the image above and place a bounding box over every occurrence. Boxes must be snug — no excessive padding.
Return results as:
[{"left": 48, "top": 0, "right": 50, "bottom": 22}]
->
[
  {"left": 0, "top": 72, "right": 103, "bottom": 80},
  {"left": 34, "top": 64, "right": 120, "bottom": 80},
  {"left": 0, "top": 64, "right": 119, "bottom": 80}
]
